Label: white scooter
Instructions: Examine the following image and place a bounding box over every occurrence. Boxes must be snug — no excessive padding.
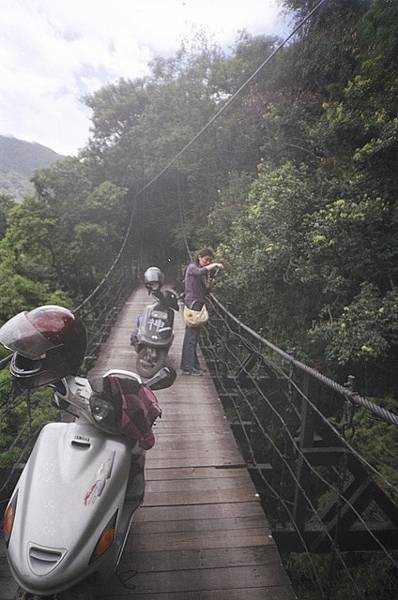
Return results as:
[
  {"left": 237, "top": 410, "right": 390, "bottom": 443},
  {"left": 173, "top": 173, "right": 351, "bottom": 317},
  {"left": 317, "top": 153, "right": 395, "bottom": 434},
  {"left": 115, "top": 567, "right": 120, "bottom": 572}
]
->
[{"left": 2, "top": 365, "right": 175, "bottom": 599}]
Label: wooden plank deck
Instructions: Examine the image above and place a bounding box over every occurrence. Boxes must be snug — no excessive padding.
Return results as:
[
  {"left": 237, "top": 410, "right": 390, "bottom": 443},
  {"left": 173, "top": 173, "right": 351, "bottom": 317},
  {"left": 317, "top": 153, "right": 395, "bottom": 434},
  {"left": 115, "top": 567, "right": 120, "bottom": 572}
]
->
[
  {"left": 0, "top": 287, "right": 296, "bottom": 600},
  {"left": 91, "top": 287, "right": 295, "bottom": 599}
]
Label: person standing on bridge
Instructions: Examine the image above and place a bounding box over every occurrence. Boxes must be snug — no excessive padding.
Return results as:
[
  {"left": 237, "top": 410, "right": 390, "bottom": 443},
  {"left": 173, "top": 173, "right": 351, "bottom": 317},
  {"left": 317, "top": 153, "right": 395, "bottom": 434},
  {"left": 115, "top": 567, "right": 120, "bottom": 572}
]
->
[{"left": 180, "top": 248, "right": 223, "bottom": 376}]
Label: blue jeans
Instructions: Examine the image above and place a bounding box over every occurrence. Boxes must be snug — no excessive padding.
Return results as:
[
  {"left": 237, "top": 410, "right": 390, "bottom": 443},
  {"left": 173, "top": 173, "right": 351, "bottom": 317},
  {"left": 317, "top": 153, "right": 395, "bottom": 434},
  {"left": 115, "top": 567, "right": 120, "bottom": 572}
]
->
[{"left": 180, "top": 325, "right": 201, "bottom": 371}]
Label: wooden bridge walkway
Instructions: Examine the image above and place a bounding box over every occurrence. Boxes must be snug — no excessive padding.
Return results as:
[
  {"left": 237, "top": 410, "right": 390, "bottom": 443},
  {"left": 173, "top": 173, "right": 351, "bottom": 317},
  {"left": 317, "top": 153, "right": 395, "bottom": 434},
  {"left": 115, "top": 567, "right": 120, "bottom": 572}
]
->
[{"left": 0, "top": 287, "right": 295, "bottom": 600}]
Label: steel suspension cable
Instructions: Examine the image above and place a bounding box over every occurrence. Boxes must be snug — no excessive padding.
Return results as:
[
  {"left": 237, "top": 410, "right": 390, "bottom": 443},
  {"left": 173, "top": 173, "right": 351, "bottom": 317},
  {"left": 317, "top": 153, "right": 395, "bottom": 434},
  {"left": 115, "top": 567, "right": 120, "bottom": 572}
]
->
[
  {"left": 200, "top": 326, "right": 327, "bottom": 597},
  {"left": 129, "top": 0, "right": 330, "bottom": 203},
  {"left": 74, "top": 198, "right": 137, "bottom": 313},
  {"left": 203, "top": 323, "right": 362, "bottom": 594},
  {"left": 210, "top": 298, "right": 398, "bottom": 495},
  {"left": 72, "top": 0, "right": 331, "bottom": 314},
  {"left": 210, "top": 294, "right": 398, "bottom": 427},
  {"left": 206, "top": 306, "right": 398, "bottom": 567}
]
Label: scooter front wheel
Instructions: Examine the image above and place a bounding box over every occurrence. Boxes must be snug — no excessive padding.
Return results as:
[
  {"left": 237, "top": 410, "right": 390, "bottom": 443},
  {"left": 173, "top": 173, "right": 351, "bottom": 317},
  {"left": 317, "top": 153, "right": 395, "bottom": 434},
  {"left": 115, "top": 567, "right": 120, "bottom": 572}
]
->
[
  {"left": 56, "top": 581, "right": 94, "bottom": 600},
  {"left": 15, "top": 588, "right": 45, "bottom": 600},
  {"left": 136, "top": 347, "right": 167, "bottom": 378},
  {"left": 15, "top": 581, "right": 93, "bottom": 600}
]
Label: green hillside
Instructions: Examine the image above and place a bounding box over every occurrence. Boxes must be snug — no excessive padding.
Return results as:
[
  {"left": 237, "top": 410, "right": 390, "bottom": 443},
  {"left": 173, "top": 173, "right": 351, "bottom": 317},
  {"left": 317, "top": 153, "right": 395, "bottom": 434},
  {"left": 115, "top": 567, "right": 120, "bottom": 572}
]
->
[{"left": 0, "top": 135, "right": 63, "bottom": 199}]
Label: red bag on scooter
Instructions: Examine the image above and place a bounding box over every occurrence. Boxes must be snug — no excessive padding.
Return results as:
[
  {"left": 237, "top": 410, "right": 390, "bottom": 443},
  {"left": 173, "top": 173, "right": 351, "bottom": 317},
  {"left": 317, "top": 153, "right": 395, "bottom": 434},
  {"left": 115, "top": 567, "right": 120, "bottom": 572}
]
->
[{"left": 107, "top": 375, "right": 162, "bottom": 449}]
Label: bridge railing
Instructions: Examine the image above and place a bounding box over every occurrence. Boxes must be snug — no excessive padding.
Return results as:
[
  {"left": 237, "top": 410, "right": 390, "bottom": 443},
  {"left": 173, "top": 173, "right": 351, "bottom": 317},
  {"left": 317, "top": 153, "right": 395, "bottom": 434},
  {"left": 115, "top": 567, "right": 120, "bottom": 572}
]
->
[
  {"left": 74, "top": 201, "right": 139, "bottom": 370},
  {"left": 75, "top": 254, "right": 137, "bottom": 372},
  {"left": 201, "top": 293, "right": 398, "bottom": 599}
]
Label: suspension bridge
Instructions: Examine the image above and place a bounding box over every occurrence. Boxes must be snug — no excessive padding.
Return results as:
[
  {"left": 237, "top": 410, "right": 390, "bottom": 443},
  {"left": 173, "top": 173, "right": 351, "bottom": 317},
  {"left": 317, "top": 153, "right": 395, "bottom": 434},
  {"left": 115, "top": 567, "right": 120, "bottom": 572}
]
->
[
  {"left": 0, "top": 286, "right": 295, "bottom": 599},
  {"left": 1, "top": 2, "right": 398, "bottom": 596},
  {"left": 1, "top": 263, "right": 398, "bottom": 599}
]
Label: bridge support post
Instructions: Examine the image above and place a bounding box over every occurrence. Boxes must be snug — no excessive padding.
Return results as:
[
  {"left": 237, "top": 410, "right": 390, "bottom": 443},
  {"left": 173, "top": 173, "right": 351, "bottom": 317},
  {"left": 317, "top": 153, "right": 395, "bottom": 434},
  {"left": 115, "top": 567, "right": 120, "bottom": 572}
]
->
[{"left": 293, "top": 373, "right": 314, "bottom": 532}]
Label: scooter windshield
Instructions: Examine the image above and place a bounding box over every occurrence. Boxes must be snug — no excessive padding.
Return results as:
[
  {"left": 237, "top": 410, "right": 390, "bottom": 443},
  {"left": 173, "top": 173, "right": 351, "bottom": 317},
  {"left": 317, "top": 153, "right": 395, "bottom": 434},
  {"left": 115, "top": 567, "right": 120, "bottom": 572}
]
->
[{"left": 0, "top": 312, "right": 60, "bottom": 359}]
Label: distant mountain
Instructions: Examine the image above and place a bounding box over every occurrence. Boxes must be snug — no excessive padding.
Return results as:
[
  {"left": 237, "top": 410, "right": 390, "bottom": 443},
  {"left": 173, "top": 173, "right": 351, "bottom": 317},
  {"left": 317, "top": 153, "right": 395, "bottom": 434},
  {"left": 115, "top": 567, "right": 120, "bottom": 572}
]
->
[{"left": 0, "top": 135, "right": 64, "bottom": 199}]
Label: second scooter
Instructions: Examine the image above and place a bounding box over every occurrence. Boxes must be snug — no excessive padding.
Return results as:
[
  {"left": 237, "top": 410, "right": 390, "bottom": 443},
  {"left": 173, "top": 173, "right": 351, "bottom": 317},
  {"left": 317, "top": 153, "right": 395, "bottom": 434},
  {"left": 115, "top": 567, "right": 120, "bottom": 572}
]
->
[{"left": 131, "top": 267, "right": 179, "bottom": 378}]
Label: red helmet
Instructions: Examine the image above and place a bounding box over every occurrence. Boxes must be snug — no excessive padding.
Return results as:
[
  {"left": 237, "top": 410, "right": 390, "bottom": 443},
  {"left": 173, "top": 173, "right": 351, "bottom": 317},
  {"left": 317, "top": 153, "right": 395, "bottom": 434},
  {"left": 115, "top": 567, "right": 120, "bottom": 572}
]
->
[{"left": 0, "top": 305, "right": 87, "bottom": 388}]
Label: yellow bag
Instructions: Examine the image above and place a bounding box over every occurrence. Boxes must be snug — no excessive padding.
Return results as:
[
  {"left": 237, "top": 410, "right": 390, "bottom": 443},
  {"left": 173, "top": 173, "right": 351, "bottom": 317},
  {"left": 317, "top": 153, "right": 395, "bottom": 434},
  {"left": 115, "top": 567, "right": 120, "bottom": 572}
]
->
[{"left": 183, "top": 304, "right": 209, "bottom": 327}]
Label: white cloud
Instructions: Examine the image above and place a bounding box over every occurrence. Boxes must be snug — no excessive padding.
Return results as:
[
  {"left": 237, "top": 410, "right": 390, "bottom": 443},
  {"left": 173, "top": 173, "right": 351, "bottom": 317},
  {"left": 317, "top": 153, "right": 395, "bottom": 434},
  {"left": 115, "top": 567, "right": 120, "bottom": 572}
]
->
[{"left": 0, "top": 0, "right": 286, "bottom": 155}]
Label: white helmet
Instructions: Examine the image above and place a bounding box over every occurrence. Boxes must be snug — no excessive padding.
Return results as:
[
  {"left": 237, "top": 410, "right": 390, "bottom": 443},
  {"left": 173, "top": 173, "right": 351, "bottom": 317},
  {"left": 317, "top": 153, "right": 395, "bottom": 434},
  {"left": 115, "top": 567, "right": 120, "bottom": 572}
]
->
[{"left": 144, "top": 266, "right": 164, "bottom": 291}]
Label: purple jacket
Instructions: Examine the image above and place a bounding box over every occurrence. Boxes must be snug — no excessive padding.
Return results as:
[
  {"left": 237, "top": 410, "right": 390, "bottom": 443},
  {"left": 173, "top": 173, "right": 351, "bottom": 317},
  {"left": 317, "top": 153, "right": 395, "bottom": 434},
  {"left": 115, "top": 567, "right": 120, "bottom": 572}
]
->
[{"left": 184, "top": 263, "right": 209, "bottom": 308}]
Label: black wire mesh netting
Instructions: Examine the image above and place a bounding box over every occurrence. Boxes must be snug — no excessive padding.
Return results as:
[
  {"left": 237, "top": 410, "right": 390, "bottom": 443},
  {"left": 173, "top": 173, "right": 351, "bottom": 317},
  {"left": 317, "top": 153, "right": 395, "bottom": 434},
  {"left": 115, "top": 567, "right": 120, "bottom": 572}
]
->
[{"left": 200, "top": 294, "right": 398, "bottom": 600}]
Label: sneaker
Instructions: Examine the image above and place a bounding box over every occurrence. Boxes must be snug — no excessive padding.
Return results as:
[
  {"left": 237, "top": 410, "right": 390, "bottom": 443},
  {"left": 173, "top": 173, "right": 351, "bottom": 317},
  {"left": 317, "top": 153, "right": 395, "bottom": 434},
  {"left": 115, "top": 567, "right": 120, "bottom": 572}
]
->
[
  {"left": 190, "top": 368, "right": 203, "bottom": 376},
  {"left": 181, "top": 370, "right": 192, "bottom": 376}
]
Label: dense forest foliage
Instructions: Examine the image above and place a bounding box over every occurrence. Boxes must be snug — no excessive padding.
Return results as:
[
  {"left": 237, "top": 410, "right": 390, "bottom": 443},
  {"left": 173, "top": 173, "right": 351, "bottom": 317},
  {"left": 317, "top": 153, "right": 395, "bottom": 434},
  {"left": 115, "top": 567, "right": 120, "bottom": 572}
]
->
[
  {"left": 2, "top": 0, "right": 396, "bottom": 393},
  {"left": 1, "top": 0, "right": 398, "bottom": 597}
]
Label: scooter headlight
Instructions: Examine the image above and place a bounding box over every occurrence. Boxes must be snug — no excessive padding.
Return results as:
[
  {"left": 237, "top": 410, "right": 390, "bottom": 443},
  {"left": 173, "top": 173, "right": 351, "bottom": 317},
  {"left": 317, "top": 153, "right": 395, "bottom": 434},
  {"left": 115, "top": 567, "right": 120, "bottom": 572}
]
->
[
  {"left": 3, "top": 490, "right": 18, "bottom": 545},
  {"left": 89, "top": 395, "right": 118, "bottom": 432}
]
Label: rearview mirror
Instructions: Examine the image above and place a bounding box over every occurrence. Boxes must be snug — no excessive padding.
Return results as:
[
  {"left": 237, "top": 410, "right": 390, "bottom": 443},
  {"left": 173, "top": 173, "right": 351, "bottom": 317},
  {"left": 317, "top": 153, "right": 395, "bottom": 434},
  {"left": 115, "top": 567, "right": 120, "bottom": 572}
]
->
[{"left": 145, "top": 366, "right": 176, "bottom": 390}]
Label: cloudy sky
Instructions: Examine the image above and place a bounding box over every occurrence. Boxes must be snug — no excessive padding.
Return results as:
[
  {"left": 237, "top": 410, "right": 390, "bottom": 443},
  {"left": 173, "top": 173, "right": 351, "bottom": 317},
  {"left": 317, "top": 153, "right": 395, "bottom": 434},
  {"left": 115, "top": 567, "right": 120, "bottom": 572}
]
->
[{"left": 0, "top": 0, "right": 287, "bottom": 156}]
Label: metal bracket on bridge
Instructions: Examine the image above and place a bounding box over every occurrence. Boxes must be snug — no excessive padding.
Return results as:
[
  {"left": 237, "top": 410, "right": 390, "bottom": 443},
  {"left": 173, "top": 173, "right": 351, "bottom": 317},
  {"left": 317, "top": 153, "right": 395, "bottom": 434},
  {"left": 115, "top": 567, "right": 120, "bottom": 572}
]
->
[
  {"left": 276, "top": 373, "right": 398, "bottom": 553},
  {"left": 236, "top": 351, "right": 259, "bottom": 385}
]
